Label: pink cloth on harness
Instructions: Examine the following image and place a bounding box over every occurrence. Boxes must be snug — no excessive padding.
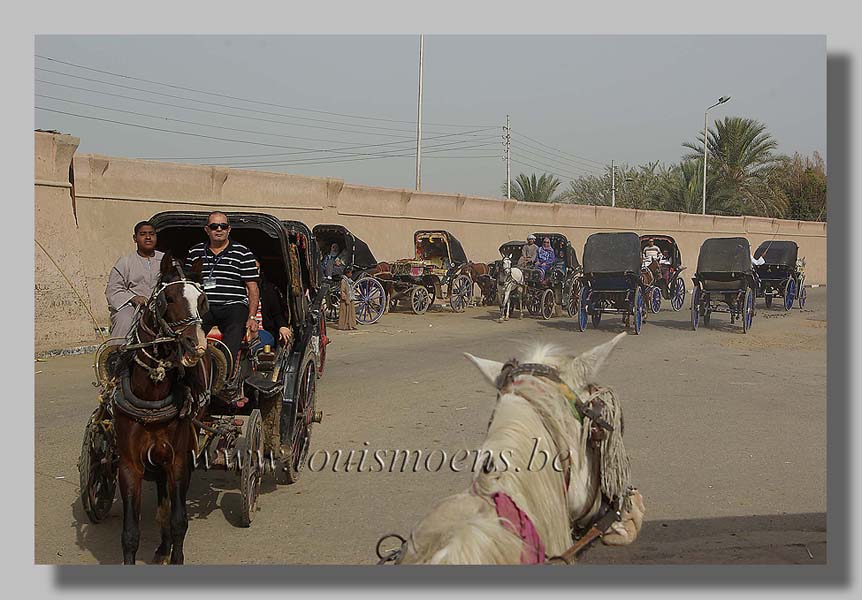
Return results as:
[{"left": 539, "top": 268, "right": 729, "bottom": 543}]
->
[{"left": 492, "top": 492, "right": 545, "bottom": 564}]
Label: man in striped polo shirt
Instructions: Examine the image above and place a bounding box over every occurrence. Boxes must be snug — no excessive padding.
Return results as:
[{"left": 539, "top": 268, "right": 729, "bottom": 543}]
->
[{"left": 186, "top": 211, "right": 260, "bottom": 370}]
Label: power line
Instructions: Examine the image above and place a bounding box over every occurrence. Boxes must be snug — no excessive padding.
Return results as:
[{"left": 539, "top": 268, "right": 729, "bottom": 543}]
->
[
  {"left": 36, "top": 78, "right": 496, "bottom": 152},
  {"left": 513, "top": 145, "right": 603, "bottom": 177},
  {"left": 36, "top": 54, "right": 497, "bottom": 129},
  {"left": 510, "top": 158, "right": 578, "bottom": 183},
  {"left": 36, "top": 93, "right": 495, "bottom": 157},
  {"left": 220, "top": 152, "right": 500, "bottom": 170},
  {"left": 511, "top": 131, "right": 605, "bottom": 167},
  {"left": 512, "top": 137, "right": 604, "bottom": 175}
]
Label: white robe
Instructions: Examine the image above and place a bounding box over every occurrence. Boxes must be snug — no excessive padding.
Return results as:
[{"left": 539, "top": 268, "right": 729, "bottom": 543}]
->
[{"left": 105, "top": 250, "right": 164, "bottom": 343}]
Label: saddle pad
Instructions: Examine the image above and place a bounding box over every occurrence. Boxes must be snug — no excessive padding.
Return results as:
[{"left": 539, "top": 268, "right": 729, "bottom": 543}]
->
[{"left": 492, "top": 492, "right": 545, "bottom": 564}]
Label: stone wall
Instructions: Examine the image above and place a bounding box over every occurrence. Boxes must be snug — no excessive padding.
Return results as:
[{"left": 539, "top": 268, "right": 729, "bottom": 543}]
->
[{"left": 34, "top": 131, "right": 828, "bottom": 352}]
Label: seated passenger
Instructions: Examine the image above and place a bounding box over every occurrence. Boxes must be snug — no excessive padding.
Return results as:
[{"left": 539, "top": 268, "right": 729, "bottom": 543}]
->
[
  {"left": 535, "top": 237, "right": 556, "bottom": 278},
  {"left": 659, "top": 249, "right": 672, "bottom": 280},
  {"left": 322, "top": 243, "right": 341, "bottom": 278},
  {"left": 251, "top": 260, "right": 293, "bottom": 353},
  {"left": 642, "top": 238, "right": 662, "bottom": 266}
]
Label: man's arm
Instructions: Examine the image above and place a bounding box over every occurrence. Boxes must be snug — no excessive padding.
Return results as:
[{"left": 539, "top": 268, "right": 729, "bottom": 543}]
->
[
  {"left": 245, "top": 281, "right": 260, "bottom": 332},
  {"left": 105, "top": 257, "right": 138, "bottom": 311}
]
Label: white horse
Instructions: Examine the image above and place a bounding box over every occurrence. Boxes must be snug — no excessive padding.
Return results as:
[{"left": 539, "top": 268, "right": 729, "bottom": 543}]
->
[
  {"left": 498, "top": 254, "right": 525, "bottom": 321},
  {"left": 393, "top": 333, "right": 645, "bottom": 564}
]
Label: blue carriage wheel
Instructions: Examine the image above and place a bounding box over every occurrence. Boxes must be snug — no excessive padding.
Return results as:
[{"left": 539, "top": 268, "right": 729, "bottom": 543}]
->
[
  {"left": 633, "top": 286, "right": 643, "bottom": 335},
  {"left": 671, "top": 277, "right": 686, "bottom": 311},
  {"left": 577, "top": 286, "right": 590, "bottom": 332},
  {"left": 691, "top": 286, "right": 700, "bottom": 331},
  {"left": 783, "top": 279, "right": 796, "bottom": 312}
]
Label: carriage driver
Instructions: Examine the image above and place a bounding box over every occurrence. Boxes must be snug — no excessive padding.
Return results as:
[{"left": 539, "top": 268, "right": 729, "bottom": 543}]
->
[
  {"left": 185, "top": 211, "right": 259, "bottom": 380},
  {"left": 105, "top": 221, "right": 165, "bottom": 345},
  {"left": 642, "top": 238, "right": 662, "bottom": 266},
  {"left": 518, "top": 234, "right": 539, "bottom": 268}
]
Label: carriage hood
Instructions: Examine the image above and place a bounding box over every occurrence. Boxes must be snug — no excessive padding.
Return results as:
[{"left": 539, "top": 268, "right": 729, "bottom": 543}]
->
[
  {"left": 413, "top": 230, "right": 468, "bottom": 264},
  {"left": 531, "top": 232, "right": 579, "bottom": 269},
  {"left": 640, "top": 234, "right": 682, "bottom": 268},
  {"left": 312, "top": 224, "right": 378, "bottom": 271},
  {"left": 696, "top": 237, "right": 752, "bottom": 274},
  {"left": 583, "top": 232, "right": 640, "bottom": 273},
  {"left": 498, "top": 240, "right": 526, "bottom": 260},
  {"left": 753, "top": 240, "right": 798, "bottom": 267}
]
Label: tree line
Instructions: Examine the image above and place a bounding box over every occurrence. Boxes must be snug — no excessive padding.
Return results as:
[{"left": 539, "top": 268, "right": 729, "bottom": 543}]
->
[{"left": 502, "top": 117, "right": 826, "bottom": 221}]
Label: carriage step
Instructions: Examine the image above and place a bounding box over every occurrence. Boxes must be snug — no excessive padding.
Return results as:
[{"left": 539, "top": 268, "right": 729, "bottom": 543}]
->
[{"left": 312, "top": 410, "right": 324, "bottom": 424}]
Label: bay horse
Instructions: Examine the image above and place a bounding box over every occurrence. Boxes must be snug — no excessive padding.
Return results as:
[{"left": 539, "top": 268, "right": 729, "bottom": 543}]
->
[
  {"left": 111, "top": 253, "right": 210, "bottom": 564},
  {"left": 498, "top": 255, "right": 525, "bottom": 321},
  {"left": 384, "top": 334, "right": 645, "bottom": 564}
]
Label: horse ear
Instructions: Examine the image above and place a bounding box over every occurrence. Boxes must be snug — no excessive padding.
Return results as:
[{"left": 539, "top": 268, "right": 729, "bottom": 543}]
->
[
  {"left": 160, "top": 251, "right": 174, "bottom": 277},
  {"left": 188, "top": 258, "right": 204, "bottom": 282},
  {"left": 566, "top": 333, "right": 625, "bottom": 390},
  {"left": 464, "top": 353, "right": 505, "bottom": 387}
]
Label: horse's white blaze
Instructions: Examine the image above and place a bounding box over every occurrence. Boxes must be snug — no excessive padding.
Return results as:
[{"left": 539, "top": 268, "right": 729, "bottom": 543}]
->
[{"left": 181, "top": 284, "right": 208, "bottom": 351}]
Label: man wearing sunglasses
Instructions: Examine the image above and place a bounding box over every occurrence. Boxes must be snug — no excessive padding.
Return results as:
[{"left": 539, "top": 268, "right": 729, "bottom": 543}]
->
[{"left": 185, "top": 212, "right": 260, "bottom": 376}]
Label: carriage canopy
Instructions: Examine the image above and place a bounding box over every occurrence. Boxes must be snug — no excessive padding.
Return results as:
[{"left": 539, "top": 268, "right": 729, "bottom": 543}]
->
[
  {"left": 414, "top": 230, "right": 468, "bottom": 265},
  {"left": 498, "top": 241, "right": 526, "bottom": 262},
  {"left": 312, "top": 224, "right": 379, "bottom": 271},
  {"left": 696, "top": 237, "right": 752, "bottom": 274},
  {"left": 640, "top": 234, "right": 683, "bottom": 268},
  {"left": 583, "top": 232, "right": 641, "bottom": 274},
  {"left": 532, "top": 232, "right": 580, "bottom": 270},
  {"left": 753, "top": 240, "right": 798, "bottom": 267}
]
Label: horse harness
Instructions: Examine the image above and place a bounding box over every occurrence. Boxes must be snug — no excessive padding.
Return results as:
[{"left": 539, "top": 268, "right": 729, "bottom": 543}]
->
[
  {"left": 110, "top": 274, "right": 212, "bottom": 424},
  {"left": 375, "top": 360, "right": 626, "bottom": 565}
]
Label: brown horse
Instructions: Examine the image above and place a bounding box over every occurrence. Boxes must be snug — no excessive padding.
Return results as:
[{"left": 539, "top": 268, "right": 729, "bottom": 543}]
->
[{"left": 111, "top": 253, "right": 210, "bottom": 564}]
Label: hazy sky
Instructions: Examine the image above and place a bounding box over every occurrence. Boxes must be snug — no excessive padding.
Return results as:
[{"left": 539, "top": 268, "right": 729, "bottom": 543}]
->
[{"left": 34, "top": 35, "right": 825, "bottom": 198}]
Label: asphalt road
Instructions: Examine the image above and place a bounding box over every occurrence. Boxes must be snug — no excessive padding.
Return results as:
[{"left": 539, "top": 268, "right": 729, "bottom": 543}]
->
[{"left": 35, "top": 288, "right": 827, "bottom": 565}]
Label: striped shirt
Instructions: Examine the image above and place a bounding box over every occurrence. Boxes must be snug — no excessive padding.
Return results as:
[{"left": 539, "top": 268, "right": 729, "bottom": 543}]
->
[{"left": 185, "top": 241, "right": 258, "bottom": 306}]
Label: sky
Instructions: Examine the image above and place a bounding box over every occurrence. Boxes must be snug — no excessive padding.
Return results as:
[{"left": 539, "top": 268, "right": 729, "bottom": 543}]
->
[{"left": 34, "top": 35, "right": 826, "bottom": 199}]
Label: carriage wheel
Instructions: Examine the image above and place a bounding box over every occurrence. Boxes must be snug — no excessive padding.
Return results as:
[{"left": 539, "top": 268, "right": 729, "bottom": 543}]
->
[
  {"left": 354, "top": 276, "right": 386, "bottom": 325},
  {"left": 670, "top": 277, "right": 686, "bottom": 311},
  {"left": 78, "top": 408, "right": 117, "bottom": 524},
  {"left": 577, "top": 287, "right": 590, "bottom": 332},
  {"left": 765, "top": 295, "right": 773, "bottom": 309},
  {"left": 565, "top": 280, "right": 580, "bottom": 318},
  {"left": 690, "top": 286, "right": 700, "bottom": 331},
  {"left": 540, "top": 289, "right": 555, "bottom": 320},
  {"left": 449, "top": 275, "right": 473, "bottom": 313},
  {"left": 742, "top": 287, "right": 755, "bottom": 333},
  {"left": 797, "top": 279, "right": 807, "bottom": 308},
  {"left": 633, "top": 287, "right": 644, "bottom": 335},
  {"left": 317, "top": 311, "right": 327, "bottom": 377},
  {"left": 410, "top": 286, "right": 432, "bottom": 315},
  {"left": 703, "top": 309, "right": 711, "bottom": 327},
  {"left": 648, "top": 286, "right": 662, "bottom": 314},
  {"left": 591, "top": 303, "right": 602, "bottom": 328},
  {"left": 239, "top": 409, "right": 263, "bottom": 527},
  {"left": 279, "top": 356, "right": 318, "bottom": 485},
  {"left": 783, "top": 278, "right": 796, "bottom": 312}
]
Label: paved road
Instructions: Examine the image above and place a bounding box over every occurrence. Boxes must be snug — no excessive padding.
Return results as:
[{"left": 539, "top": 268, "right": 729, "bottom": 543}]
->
[{"left": 35, "top": 289, "right": 827, "bottom": 564}]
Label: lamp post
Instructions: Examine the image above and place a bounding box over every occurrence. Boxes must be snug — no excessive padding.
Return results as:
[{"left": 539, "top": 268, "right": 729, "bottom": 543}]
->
[{"left": 702, "top": 95, "right": 730, "bottom": 215}]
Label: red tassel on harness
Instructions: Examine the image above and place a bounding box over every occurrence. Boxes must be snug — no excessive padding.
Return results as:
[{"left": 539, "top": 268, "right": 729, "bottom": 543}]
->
[{"left": 492, "top": 492, "right": 545, "bottom": 564}]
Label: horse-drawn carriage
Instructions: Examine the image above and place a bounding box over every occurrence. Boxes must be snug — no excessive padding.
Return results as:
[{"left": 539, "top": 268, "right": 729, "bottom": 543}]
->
[
  {"left": 519, "top": 233, "right": 581, "bottom": 320},
  {"left": 690, "top": 237, "right": 758, "bottom": 332},
  {"left": 752, "top": 240, "right": 806, "bottom": 310},
  {"left": 79, "top": 212, "right": 327, "bottom": 545},
  {"left": 639, "top": 234, "right": 687, "bottom": 313},
  {"left": 576, "top": 232, "right": 648, "bottom": 334},
  {"left": 388, "top": 230, "right": 474, "bottom": 314},
  {"left": 312, "top": 224, "right": 388, "bottom": 325}
]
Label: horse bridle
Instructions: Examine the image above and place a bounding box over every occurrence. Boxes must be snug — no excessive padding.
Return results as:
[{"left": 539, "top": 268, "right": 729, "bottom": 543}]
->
[{"left": 128, "top": 274, "right": 207, "bottom": 382}]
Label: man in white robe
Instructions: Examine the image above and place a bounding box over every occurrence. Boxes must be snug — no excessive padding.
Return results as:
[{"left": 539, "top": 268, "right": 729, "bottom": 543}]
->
[{"left": 105, "top": 221, "right": 164, "bottom": 344}]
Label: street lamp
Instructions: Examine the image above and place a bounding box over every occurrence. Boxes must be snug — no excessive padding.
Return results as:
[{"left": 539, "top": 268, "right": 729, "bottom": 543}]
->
[{"left": 702, "top": 95, "right": 731, "bottom": 215}]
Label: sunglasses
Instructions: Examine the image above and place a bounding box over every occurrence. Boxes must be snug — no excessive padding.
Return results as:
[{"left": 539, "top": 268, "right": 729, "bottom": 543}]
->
[{"left": 207, "top": 223, "right": 230, "bottom": 231}]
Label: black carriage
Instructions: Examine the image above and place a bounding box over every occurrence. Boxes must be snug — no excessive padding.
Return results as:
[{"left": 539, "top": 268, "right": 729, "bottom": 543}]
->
[
  {"left": 639, "top": 234, "right": 687, "bottom": 313},
  {"left": 576, "top": 232, "right": 648, "bottom": 334},
  {"left": 388, "top": 230, "right": 473, "bottom": 314},
  {"left": 691, "top": 237, "right": 758, "bottom": 333},
  {"left": 79, "top": 212, "right": 327, "bottom": 527},
  {"left": 520, "top": 233, "right": 581, "bottom": 320},
  {"left": 312, "top": 224, "right": 388, "bottom": 325},
  {"left": 753, "top": 240, "right": 806, "bottom": 310}
]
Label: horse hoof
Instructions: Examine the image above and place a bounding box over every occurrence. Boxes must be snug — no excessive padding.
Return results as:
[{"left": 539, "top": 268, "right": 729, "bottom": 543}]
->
[{"left": 152, "top": 553, "right": 170, "bottom": 565}]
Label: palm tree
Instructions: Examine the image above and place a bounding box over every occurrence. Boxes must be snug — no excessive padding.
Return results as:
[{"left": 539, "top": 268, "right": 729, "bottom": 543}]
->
[
  {"left": 660, "top": 160, "right": 736, "bottom": 215},
  {"left": 501, "top": 173, "right": 563, "bottom": 203},
  {"left": 683, "top": 116, "right": 785, "bottom": 216}
]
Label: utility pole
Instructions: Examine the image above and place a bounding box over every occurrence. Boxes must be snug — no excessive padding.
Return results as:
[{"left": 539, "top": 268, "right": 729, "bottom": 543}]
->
[
  {"left": 415, "top": 34, "right": 424, "bottom": 191},
  {"left": 504, "top": 115, "right": 511, "bottom": 199},
  {"left": 611, "top": 159, "right": 616, "bottom": 207}
]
